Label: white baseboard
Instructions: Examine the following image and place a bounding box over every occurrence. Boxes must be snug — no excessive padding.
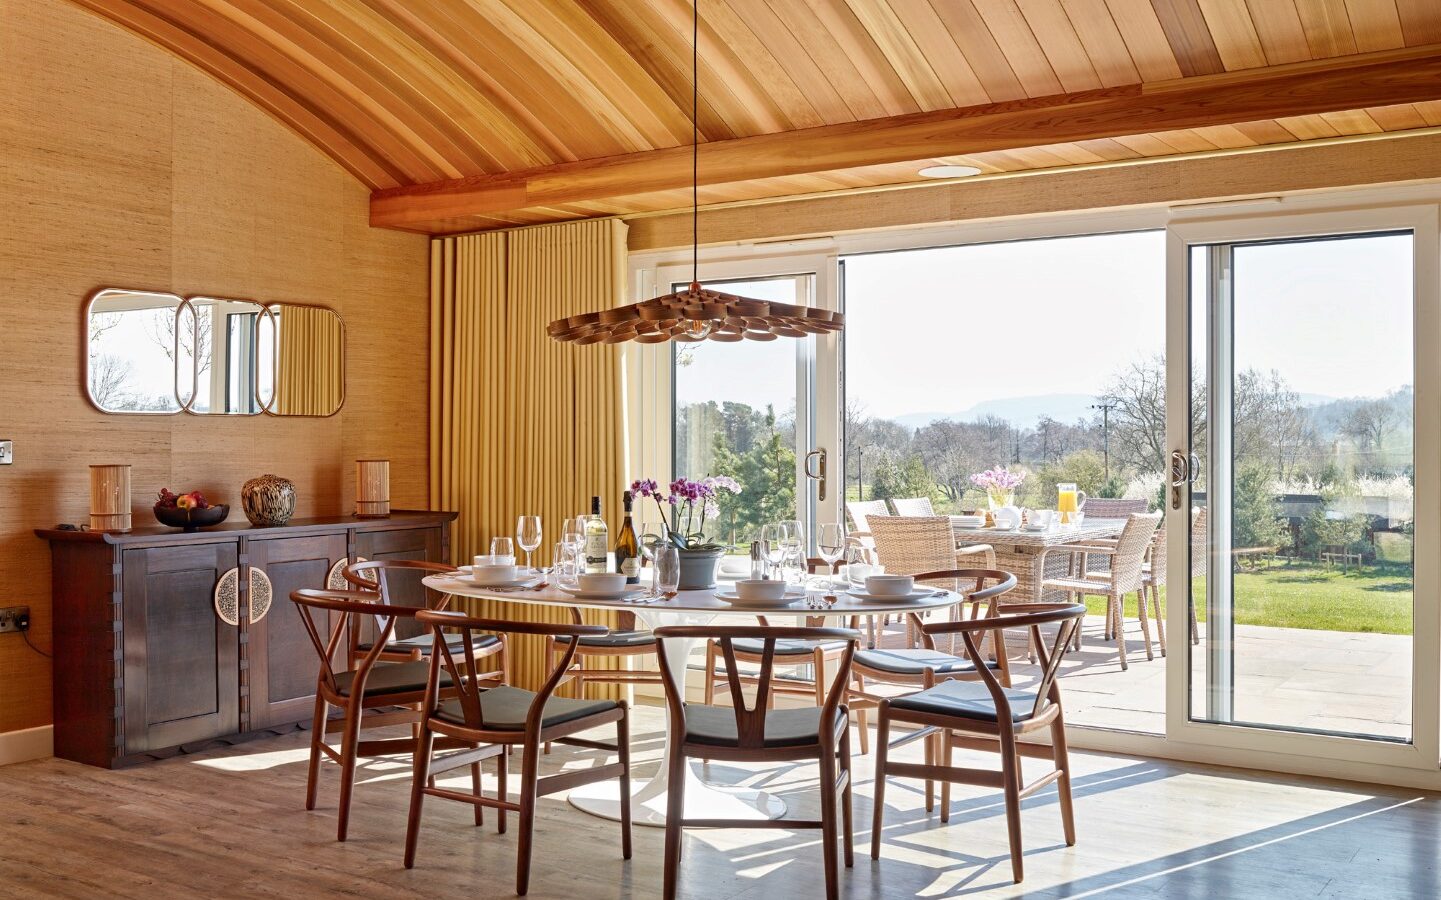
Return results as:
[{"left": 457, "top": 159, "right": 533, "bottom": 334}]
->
[{"left": 0, "top": 726, "right": 53, "bottom": 766}]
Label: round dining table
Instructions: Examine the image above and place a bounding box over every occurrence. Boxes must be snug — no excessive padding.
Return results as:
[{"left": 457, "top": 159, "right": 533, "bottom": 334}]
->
[{"left": 422, "top": 572, "right": 960, "bottom": 828}]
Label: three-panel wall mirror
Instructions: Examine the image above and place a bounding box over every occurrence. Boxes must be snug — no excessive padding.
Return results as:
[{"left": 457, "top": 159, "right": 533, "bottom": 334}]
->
[{"left": 85, "top": 288, "right": 345, "bottom": 416}]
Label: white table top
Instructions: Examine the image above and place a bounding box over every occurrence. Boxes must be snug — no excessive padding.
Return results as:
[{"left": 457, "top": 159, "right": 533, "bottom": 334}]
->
[{"left": 422, "top": 573, "right": 960, "bottom": 617}]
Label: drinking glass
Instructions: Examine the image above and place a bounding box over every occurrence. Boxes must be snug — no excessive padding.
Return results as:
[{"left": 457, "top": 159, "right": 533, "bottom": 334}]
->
[
  {"left": 640, "top": 531, "right": 664, "bottom": 591},
  {"left": 816, "top": 523, "right": 846, "bottom": 576},
  {"left": 845, "top": 543, "right": 877, "bottom": 590},
  {"left": 655, "top": 545, "right": 681, "bottom": 594},
  {"left": 562, "top": 523, "right": 584, "bottom": 577},
  {"left": 490, "top": 537, "right": 514, "bottom": 562},
  {"left": 553, "top": 541, "right": 577, "bottom": 586},
  {"left": 516, "top": 515, "right": 542, "bottom": 570},
  {"left": 760, "top": 523, "right": 786, "bottom": 577}
]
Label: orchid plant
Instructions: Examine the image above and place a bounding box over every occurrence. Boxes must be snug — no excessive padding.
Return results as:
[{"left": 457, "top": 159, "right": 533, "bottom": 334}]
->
[{"left": 631, "top": 475, "right": 743, "bottom": 551}]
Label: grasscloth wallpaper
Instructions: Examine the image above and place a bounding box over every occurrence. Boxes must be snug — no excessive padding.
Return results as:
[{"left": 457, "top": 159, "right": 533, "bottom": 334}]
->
[{"left": 0, "top": 0, "right": 430, "bottom": 738}]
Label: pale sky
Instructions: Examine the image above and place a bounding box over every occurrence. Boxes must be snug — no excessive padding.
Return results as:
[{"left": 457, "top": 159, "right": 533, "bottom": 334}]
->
[{"left": 678, "top": 230, "right": 1414, "bottom": 425}]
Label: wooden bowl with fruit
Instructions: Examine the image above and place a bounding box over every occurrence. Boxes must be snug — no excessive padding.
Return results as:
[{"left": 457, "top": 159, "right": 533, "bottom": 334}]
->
[{"left": 154, "top": 489, "right": 229, "bottom": 532}]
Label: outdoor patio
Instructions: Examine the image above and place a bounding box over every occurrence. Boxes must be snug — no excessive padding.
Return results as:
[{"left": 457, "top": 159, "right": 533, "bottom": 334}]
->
[{"left": 995, "top": 614, "right": 1412, "bottom": 740}]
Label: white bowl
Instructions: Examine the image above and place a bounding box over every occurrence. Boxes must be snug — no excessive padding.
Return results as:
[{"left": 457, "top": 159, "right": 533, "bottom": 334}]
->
[
  {"left": 734, "top": 579, "right": 788, "bottom": 602},
  {"left": 865, "top": 574, "right": 915, "bottom": 597},
  {"left": 472, "top": 564, "right": 519, "bottom": 585},
  {"left": 473, "top": 554, "right": 516, "bottom": 568},
  {"left": 576, "top": 572, "right": 627, "bottom": 593}
]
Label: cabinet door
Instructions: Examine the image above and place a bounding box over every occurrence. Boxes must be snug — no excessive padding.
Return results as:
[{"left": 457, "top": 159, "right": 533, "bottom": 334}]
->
[
  {"left": 122, "top": 543, "right": 240, "bottom": 754},
  {"left": 246, "top": 533, "right": 349, "bottom": 729},
  {"left": 355, "top": 526, "right": 444, "bottom": 642}
]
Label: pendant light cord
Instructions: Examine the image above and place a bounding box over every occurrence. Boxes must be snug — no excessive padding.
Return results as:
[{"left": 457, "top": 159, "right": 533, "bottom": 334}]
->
[{"left": 692, "top": 0, "right": 699, "bottom": 285}]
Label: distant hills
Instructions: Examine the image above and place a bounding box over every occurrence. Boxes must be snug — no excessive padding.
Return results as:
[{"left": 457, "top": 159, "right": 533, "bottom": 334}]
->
[{"left": 888, "top": 391, "right": 1339, "bottom": 431}]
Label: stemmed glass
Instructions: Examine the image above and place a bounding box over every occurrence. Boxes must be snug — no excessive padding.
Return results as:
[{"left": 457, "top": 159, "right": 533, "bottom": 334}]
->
[
  {"left": 815, "top": 523, "right": 846, "bottom": 582},
  {"left": 780, "top": 520, "right": 805, "bottom": 584},
  {"left": 760, "top": 523, "right": 786, "bottom": 579},
  {"left": 516, "top": 515, "right": 542, "bottom": 571}
]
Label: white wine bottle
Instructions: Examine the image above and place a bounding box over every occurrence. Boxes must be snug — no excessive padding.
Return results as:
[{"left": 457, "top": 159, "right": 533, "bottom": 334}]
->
[
  {"left": 615, "top": 491, "right": 641, "bottom": 584},
  {"left": 584, "top": 495, "right": 609, "bottom": 573}
]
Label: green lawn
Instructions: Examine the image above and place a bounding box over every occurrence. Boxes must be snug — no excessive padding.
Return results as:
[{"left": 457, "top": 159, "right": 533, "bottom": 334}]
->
[{"left": 1083, "top": 561, "right": 1414, "bottom": 636}]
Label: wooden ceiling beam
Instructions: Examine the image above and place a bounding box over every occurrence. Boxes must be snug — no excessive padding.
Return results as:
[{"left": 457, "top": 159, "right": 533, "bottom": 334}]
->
[{"left": 370, "top": 43, "right": 1441, "bottom": 230}]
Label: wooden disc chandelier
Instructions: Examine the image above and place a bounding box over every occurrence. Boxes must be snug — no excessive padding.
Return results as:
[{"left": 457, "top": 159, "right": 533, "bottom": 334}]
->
[{"left": 548, "top": 0, "right": 843, "bottom": 347}]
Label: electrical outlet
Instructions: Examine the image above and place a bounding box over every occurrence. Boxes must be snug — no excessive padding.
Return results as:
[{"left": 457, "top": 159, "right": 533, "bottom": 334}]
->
[
  {"left": 0, "top": 440, "right": 12, "bottom": 465},
  {"left": 0, "top": 606, "right": 29, "bottom": 634}
]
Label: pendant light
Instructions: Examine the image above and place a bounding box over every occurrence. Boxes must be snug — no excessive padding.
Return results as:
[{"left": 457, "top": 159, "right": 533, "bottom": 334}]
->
[{"left": 548, "top": 0, "right": 843, "bottom": 347}]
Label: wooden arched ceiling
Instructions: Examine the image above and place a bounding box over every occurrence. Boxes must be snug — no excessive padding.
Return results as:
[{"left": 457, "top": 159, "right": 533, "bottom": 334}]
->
[{"left": 72, "top": 1, "right": 1441, "bottom": 233}]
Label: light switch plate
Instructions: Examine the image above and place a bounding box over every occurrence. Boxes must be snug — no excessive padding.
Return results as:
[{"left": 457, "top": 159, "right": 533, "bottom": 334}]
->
[{"left": 0, "top": 441, "right": 11, "bottom": 465}]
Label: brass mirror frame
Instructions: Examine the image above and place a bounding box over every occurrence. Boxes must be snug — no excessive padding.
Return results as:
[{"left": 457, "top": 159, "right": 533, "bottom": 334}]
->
[{"left": 83, "top": 288, "right": 187, "bottom": 416}]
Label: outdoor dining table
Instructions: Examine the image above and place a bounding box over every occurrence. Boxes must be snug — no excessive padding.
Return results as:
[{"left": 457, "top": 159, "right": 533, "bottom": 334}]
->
[
  {"left": 950, "top": 517, "right": 1129, "bottom": 601},
  {"left": 422, "top": 572, "right": 960, "bottom": 828}
]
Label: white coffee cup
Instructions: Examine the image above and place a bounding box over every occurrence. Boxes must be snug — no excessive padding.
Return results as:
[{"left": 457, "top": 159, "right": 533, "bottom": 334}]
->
[
  {"left": 1028, "top": 509, "right": 1053, "bottom": 528},
  {"left": 472, "top": 564, "right": 519, "bottom": 585},
  {"left": 864, "top": 574, "right": 915, "bottom": 597}
]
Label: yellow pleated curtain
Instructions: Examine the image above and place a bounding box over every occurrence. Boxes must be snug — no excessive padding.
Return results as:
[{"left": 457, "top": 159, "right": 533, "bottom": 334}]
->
[
  {"left": 274, "top": 305, "right": 344, "bottom": 415},
  {"left": 429, "top": 218, "right": 629, "bottom": 694}
]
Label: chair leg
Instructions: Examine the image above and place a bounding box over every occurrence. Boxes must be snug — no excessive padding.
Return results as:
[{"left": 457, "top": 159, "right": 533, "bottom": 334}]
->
[
  {"left": 1190, "top": 597, "right": 1200, "bottom": 645},
  {"left": 471, "top": 757, "right": 485, "bottom": 827},
  {"left": 998, "top": 732, "right": 1025, "bottom": 883},
  {"left": 870, "top": 707, "right": 890, "bottom": 860},
  {"left": 618, "top": 709, "right": 633, "bottom": 861},
  {"left": 703, "top": 642, "right": 716, "bottom": 705},
  {"left": 335, "top": 705, "right": 362, "bottom": 842},
  {"left": 854, "top": 676, "right": 870, "bottom": 756},
  {"left": 1051, "top": 710, "right": 1077, "bottom": 847},
  {"left": 497, "top": 745, "right": 508, "bottom": 835},
  {"left": 662, "top": 744, "right": 687, "bottom": 900},
  {"left": 515, "top": 744, "right": 541, "bottom": 896},
  {"left": 924, "top": 730, "right": 936, "bottom": 813},
  {"left": 818, "top": 740, "right": 841, "bottom": 900},
  {"left": 839, "top": 722, "right": 854, "bottom": 869},
  {"left": 1114, "top": 593, "right": 1129, "bottom": 671},
  {"left": 305, "top": 693, "right": 327, "bottom": 811},
  {"left": 1135, "top": 589, "right": 1155, "bottom": 662},
  {"left": 1151, "top": 583, "right": 1168, "bottom": 658},
  {"left": 813, "top": 651, "right": 827, "bottom": 706},
  {"left": 940, "top": 729, "right": 953, "bottom": 824},
  {"left": 403, "top": 721, "right": 435, "bottom": 868}
]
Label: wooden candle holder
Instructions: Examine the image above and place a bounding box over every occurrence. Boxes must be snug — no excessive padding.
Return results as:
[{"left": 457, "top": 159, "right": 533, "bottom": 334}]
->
[
  {"left": 89, "top": 463, "right": 132, "bottom": 532},
  {"left": 355, "top": 459, "right": 390, "bottom": 518}
]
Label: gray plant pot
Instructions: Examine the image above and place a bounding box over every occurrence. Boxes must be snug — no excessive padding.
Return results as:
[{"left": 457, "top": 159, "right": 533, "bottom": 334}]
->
[{"left": 677, "top": 547, "right": 724, "bottom": 591}]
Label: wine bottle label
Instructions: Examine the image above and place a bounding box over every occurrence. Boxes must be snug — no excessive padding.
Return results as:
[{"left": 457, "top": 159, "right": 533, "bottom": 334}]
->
[
  {"left": 585, "top": 534, "right": 609, "bottom": 570},
  {"left": 619, "top": 555, "right": 640, "bottom": 578}
]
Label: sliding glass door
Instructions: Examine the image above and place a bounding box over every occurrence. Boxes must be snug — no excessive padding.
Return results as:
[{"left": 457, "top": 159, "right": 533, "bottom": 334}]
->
[{"left": 1167, "top": 208, "right": 1438, "bottom": 769}]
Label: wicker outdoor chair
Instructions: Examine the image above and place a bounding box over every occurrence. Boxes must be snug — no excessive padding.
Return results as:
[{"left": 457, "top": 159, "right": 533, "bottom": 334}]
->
[
  {"left": 891, "top": 496, "right": 936, "bottom": 516},
  {"left": 866, "top": 516, "right": 997, "bottom": 649},
  {"left": 1040, "top": 512, "right": 1161, "bottom": 670}
]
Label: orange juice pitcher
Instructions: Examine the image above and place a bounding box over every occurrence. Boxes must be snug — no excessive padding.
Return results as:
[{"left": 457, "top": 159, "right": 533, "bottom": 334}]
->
[{"left": 1057, "top": 483, "right": 1087, "bottom": 524}]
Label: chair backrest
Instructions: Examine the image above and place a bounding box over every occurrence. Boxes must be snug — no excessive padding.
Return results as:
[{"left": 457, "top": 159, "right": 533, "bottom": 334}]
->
[
  {"left": 1147, "top": 515, "right": 1169, "bottom": 587},
  {"left": 1110, "top": 513, "right": 1162, "bottom": 594},
  {"left": 1190, "top": 506, "right": 1208, "bottom": 577},
  {"left": 415, "top": 608, "right": 607, "bottom": 737},
  {"left": 653, "top": 624, "right": 859, "bottom": 752},
  {"left": 891, "top": 496, "right": 935, "bottom": 517},
  {"left": 343, "top": 559, "right": 459, "bottom": 643},
  {"left": 846, "top": 499, "right": 890, "bottom": 532},
  {"left": 1083, "top": 498, "right": 1148, "bottom": 519},
  {"left": 290, "top": 588, "right": 408, "bottom": 699},
  {"left": 922, "top": 602, "right": 1086, "bottom": 724},
  {"left": 867, "top": 516, "right": 962, "bottom": 588}
]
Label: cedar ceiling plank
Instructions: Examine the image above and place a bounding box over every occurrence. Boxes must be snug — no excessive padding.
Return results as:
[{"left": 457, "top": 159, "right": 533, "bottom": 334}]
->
[
  {"left": 1151, "top": 0, "right": 1228, "bottom": 74},
  {"left": 1016, "top": 0, "right": 1105, "bottom": 91},
  {"left": 705, "top": 0, "right": 827, "bottom": 128},
  {"left": 1104, "top": 0, "right": 1187, "bottom": 79},
  {"left": 1343, "top": 0, "right": 1407, "bottom": 52},
  {"left": 841, "top": 0, "right": 955, "bottom": 110},
  {"left": 766, "top": 0, "right": 892, "bottom": 120},
  {"left": 1395, "top": 0, "right": 1441, "bottom": 46},
  {"left": 1196, "top": 0, "right": 1270, "bottom": 70},
  {"left": 930, "top": 0, "right": 1030, "bottom": 101},
  {"left": 71, "top": 0, "right": 402, "bottom": 189},
  {"left": 1319, "top": 108, "right": 1385, "bottom": 132},
  {"left": 371, "top": 45, "right": 1441, "bottom": 227},
  {"left": 971, "top": 0, "right": 1067, "bottom": 96},
  {"left": 807, "top": 0, "right": 924, "bottom": 117},
  {"left": 1231, "top": 118, "right": 1304, "bottom": 143},
  {"left": 886, "top": 0, "right": 991, "bottom": 106},
  {"left": 1058, "top": 0, "right": 1143, "bottom": 86},
  {"left": 1365, "top": 102, "right": 1429, "bottom": 130},
  {"left": 1245, "top": 0, "right": 1313, "bottom": 63},
  {"left": 1293, "top": 0, "right": 1360, "bottom": 57}
]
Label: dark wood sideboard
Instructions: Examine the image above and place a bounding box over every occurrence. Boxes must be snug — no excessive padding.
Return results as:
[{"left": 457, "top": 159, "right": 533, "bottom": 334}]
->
[{"left": 36, "top": 511, "right": 457, "bottom": 768}]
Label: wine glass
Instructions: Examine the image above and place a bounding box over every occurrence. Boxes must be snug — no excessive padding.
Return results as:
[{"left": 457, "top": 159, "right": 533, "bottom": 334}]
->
[
  {"left": 760, "top": 523, "right": 786, "bottom": 578},
  {"left": 780, "top": 520, "right": 805, "bottom": 584},
  {"left": 816, "top": 523, "right": 846, "bottom": 579},
  {"left": 490, "top": 536, "right": 514, "bottom": 562},
  {"left": 516, "top": 515, "right": 542, "bottom": 571}
]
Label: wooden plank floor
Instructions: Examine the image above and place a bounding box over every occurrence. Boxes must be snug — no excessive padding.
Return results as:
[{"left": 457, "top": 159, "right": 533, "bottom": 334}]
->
[{"left": 0, "top": 704, "right": 1438, "bottom": 898}]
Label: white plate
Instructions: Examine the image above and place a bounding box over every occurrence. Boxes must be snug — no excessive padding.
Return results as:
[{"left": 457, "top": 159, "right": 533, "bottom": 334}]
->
[
  {"left": 845, "top": 588, "right": 943, "bottom": 603},
  {"left": 458, "top": 574, "right": 542, "bottom": 589},
  {"left": 458, "top": 565, "right": 541, "bottom": 575},
  {"left": 715, "top": 588, "right": 806, "bottom": 607},
  {"left": 558, "top": 584, "right": 649, "bottom": 601}
]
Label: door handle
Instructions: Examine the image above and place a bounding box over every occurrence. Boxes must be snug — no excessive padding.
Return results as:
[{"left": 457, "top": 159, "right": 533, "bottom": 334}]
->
[
  {"left": 804, "top": 448, "right": 828, "bottom": 502},
  {"left": 1170, "top": 450, "right": 1198, "bottom": 510}
]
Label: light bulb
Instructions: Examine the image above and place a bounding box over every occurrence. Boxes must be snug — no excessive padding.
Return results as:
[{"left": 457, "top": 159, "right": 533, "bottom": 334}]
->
[{"left": 681, "top": 318, "right": 713, "bottom": 340}]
